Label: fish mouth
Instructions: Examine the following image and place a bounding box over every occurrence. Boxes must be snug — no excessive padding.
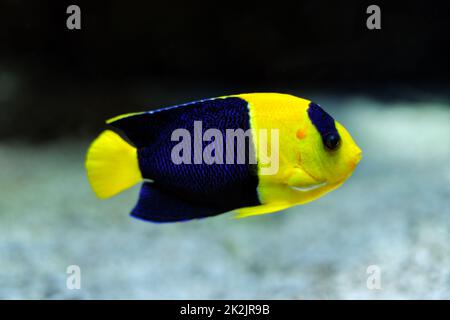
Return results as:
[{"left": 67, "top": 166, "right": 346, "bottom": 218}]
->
[
  {"left": 289, "top": 181, "right": 328, "bottom": 192},
  {"left": 288, "top": 162, "right": 328, "bottom": 192},
  {"left": 354, "top": 150, "right": 363, "bottom": 166}
]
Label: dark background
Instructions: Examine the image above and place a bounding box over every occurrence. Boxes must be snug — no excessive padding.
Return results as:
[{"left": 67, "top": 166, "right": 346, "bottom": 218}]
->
[
  {"left": 0, "top": 0, "right": 449, "bottom": 141},
  {"left": 1, "top": 2, "right": 450, "bottom": 300}
]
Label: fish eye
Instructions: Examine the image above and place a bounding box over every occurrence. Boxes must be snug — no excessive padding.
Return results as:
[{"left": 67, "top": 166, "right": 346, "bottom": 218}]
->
[{"left": 323, "top": 133, "right": 340, "bottom": 151}]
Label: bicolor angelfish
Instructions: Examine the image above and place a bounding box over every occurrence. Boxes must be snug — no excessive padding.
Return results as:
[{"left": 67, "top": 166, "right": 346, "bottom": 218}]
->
[{"left": 86, "top": 93, "right": 362, "bottom": 222}]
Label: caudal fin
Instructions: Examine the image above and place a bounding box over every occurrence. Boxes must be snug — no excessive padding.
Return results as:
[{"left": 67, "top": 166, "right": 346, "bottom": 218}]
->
[{"left": 85, "top": 130, "right": 142, "bottom": 199}]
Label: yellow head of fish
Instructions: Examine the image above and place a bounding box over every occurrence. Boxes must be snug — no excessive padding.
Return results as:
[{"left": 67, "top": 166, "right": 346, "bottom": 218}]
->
[{"left": 235, "top": 93, "right": 362, "bottom": 217}]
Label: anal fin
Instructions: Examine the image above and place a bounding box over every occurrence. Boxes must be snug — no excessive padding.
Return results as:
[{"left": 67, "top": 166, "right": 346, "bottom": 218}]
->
[
  {"left": 131, "top": 183, "right": 228, "bottom": 223},
  {"left": 234, "top": 203, "right": 291, "bottom": 219}
]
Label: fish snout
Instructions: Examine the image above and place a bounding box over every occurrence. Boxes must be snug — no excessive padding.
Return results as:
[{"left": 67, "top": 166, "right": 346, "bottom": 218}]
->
[
  {"left": 347, "top": 147, "right": 362, "bottom": 170},
  {"left": 354, "top": 149, "right": 362, "bottom": 164}
]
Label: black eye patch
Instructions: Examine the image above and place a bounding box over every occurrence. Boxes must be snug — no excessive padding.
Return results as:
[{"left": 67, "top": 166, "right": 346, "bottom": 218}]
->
[{"left": 307, "top": 102, "right": 341, "bottom": 151}]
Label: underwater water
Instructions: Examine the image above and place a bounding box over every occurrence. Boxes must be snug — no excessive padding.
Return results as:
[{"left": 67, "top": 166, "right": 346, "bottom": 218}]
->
[{"left": 0, "top": 96, "right": 449, "bottom": 299}]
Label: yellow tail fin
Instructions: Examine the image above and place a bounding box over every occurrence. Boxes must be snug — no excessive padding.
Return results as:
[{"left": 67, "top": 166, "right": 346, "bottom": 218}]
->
[{"left": 85, "top": 130, "right": 142, "bottom": 199}]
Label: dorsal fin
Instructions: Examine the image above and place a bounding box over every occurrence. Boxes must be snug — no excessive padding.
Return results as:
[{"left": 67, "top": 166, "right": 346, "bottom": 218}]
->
[{"left": 107, "top": 97, "right": 239, "bottom": 148}]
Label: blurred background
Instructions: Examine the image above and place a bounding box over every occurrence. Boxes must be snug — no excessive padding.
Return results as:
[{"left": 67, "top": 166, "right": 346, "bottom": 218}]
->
[{"left": 0, "top": 0, "right": 449, "bottom": 299}]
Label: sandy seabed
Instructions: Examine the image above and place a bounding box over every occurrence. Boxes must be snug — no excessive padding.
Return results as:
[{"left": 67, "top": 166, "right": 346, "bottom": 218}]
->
[{"left": 0, "top": 96, "right": 449, "bottom": 299}]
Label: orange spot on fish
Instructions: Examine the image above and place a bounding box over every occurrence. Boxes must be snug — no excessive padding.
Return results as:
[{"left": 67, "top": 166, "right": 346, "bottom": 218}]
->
[{"left": 296, "top": 128, "right": 307, "bottom": 139}]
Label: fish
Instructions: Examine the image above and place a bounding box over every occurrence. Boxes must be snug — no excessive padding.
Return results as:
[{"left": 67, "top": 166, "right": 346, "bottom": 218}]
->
[{"left": 85, "top": 93, "right": 362, "bottom": 223}]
